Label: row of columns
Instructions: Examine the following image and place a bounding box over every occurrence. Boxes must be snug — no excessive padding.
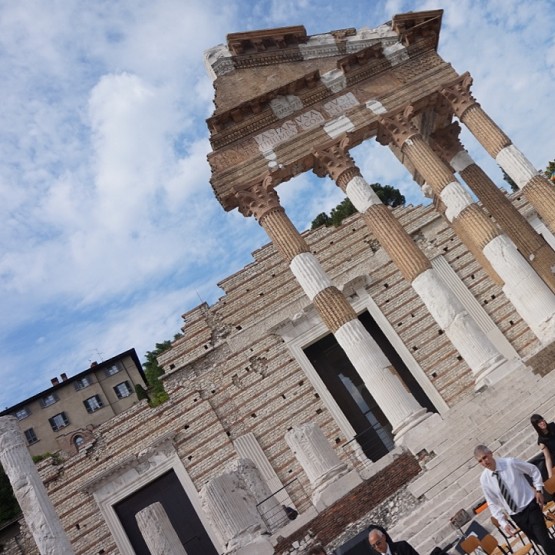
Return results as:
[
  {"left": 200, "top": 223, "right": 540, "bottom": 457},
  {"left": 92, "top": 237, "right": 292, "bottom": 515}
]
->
[{"left": 235, "top": 71, "right": 555, "bottom": 441}]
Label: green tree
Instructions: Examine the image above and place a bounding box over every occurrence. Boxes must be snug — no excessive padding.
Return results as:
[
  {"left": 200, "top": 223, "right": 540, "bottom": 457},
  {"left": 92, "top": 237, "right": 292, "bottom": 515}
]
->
[
  {"left": 545, "top": 160, "right": 555, "bottom": 180},
  {"left": 310, "top": 183, "right": 405, "bottom": 229},
  {"left": 501, "top": 167, "right": 518, "bottom": 192},
  {"left": 142, "top": 333, "right": 183, "bottom": 407},
  {"left": 0, "top": 464, "right": 20, "bottom": 524}
]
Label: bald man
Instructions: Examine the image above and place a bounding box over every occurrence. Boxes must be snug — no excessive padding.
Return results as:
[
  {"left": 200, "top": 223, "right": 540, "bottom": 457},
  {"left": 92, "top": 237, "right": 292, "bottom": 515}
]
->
[{"left": 368, "top": 528, "right": 419, "bottom": 555}]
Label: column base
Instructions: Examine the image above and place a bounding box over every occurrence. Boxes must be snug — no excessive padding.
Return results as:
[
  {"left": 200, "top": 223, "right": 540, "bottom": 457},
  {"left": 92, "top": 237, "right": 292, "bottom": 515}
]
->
[
  {"left": 312, "top": 469, "right": 362, "bottom": 511},
  {"left": 474, "top": 355, "right": 527, "bottom": 391},
  {"left": 226, "top": 534, "right": 274, "bottom": 555},
  {"left": 392, "top": 407, "right": 431, "bottom": 439}
]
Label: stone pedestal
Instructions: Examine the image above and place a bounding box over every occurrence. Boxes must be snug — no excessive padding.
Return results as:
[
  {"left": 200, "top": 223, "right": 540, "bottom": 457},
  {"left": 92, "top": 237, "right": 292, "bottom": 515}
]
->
[
  {"left": 135, "top": 502, "right": 188, "bottom": 555},
  {"left": 200, "top": 459, "right": 274, "bottom": 554},
  {"left": 0, "top": 416, "right": 74, "bottom": 555},
  {"left": 285, "top": 422, "right": 362, "bottom": 510}
]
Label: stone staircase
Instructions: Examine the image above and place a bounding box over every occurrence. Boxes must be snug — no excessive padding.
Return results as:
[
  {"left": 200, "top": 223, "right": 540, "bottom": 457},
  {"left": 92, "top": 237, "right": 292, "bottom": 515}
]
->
[{"left": 386, "top": 364, "right": 555, "bottom": 555}]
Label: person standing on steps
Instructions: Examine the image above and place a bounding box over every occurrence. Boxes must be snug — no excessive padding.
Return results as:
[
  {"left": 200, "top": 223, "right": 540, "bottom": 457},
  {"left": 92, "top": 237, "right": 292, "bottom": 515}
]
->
[
  {"left": 474, "top": 444, "right": 555, "bottom": 555},
  {"left": 531, "top": 414, "right": 555, "bottom": 479}
]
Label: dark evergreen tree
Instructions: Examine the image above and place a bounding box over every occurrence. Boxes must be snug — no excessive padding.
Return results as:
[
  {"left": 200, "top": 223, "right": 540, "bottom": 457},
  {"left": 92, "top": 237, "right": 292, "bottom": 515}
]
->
[
  {"left": 501, "top": 167, "right": 518, "bottom": 192},
  {"left": 0, "top": 464, "right": 20, "bottom": 524},
  {"left": 310, "top": 183, "right": 405, "bottom": 229}
]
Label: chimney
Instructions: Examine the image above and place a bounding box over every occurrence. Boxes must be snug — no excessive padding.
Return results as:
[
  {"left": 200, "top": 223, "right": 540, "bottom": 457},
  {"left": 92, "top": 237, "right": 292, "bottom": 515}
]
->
[
  {"left": 61, "top": 373, "right": 68, "bottom": 381},
  {"left": 51, "top": 377, "right": 59, "bottom": 386},
  {"left": 90, "top": 361, "right": 98, "bottom": 367}
]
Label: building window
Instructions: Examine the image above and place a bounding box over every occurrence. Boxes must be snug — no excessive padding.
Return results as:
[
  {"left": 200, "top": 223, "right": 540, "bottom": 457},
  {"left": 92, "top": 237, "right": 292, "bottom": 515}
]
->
[
  {"left": 24, "top": 428, "right": 38, "bottom": 445},
  {"left": 104, "top": 364, "right": 121, "bottom": 377},
  {"left": 114, "top": 381, "right": 132, "bottom": 399},
  {"left": 74, "top": 376, "right": 93, "bottom": 390},
  {"left": 15, "top": 407, "right": 30, "bottom": 420},
  {"left": 83, "top": 395, "right": 103, "bottom": 413},
  {"left": 40, "top": 393, "right": 58, "bottom": 408},
  {"left": 49, "top": 412, "right": 69, "bottom": 431},
  {"left": 73, "top": 435, "right": 85, "bottom": 450}
]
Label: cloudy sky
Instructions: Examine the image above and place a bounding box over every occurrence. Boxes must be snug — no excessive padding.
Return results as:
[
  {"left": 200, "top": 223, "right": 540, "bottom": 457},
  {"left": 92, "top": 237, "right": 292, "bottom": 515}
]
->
[{"left": 1, "top": 0, "right": 554, "bottom": 408}]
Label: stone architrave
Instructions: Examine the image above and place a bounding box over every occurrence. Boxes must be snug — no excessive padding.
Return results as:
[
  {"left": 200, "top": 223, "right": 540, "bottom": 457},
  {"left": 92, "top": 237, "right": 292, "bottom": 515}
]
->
[
  {"left": 285, "top": 421, "right": 362, "bottom": 510},
  {"left": 135, "top": 502, "right": 188, "bottom": 555},
  {"left": 0, "top": 416, "right": 75, "bottom": 555},
  {"left": 200, "top": 459, "right": 274, "bottom": 555}
]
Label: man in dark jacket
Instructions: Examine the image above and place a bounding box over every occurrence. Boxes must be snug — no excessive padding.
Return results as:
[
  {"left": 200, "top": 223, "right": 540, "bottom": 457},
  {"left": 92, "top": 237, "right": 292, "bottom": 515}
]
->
[{"left": 368, "top": 528, "right": 419, "bottom": 555}]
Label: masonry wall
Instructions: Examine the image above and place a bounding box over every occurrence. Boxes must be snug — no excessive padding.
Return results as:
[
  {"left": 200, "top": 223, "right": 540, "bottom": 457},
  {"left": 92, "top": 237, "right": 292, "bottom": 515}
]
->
[{"left": 19, "top": 194, "right": 544, "bottom": 555}]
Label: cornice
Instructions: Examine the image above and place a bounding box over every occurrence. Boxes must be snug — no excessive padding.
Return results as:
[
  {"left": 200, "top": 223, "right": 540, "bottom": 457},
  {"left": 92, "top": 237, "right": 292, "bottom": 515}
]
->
[{"left": 208, "top": 37, "right": 435, "bottom": 151}]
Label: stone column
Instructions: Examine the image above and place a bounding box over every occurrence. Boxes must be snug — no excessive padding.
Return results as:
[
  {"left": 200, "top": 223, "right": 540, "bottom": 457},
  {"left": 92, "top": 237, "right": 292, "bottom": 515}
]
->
[
  {"left": 231, "top": 459, "right": 286, "bottom": 533},
  {"left": 313, "top": 139, "right": 513, "bottom": 389},
  {"left": 285, "top": 422, "right": 361, "bottom": 510},
  {"left": 378, "top": 106, "right": 555, "bottom": 345},
  {"left": 135, "top": 502, "right": 188, "bottom": 555},
  {"left": 440, "top": 72, "right": 555, "bottom": 234},
  {"left": 200, "top": 460, "right": 273, "bottom": 554},
  {"left": 0, "top": 416, "right": 75, "bottom": 555},
  {"left": 235, "top": 177, "right": 428, "bottom": 438},
  {"left": 430, "top": 121, "right": 555, "bottom": 294}
]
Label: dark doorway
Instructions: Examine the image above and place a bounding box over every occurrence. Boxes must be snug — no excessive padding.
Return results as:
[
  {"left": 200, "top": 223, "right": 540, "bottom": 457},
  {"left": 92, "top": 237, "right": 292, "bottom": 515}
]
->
[
  {"left": 304, "top": 310, "right": 436, "bottom": 461},
  {"left": 113, "top": 469, "right": 218, "bottom": 555}
]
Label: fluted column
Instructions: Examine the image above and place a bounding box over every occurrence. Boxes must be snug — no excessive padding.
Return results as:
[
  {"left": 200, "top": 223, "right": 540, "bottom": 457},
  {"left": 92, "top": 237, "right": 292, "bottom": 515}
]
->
[
  {"left": 200, "top": 460, "right": 272, "bottom": 554},
  {"left": 441, "top": 72, "right": 555, "bottom": 233},
  {"left": 0, "top": 416, "right": 75, "bottom": 555},
  {"left": 314, "top": 139, "right": 512, "bottom": 389},
  {"left": 235, "top": 176, "right": 427, "bottom": 437},
  {"left": 136, "top": 502, "right": 188, "bottom": 555},
  {"left": 430, "top": 122, "right": 555, "bottom": 293},
  {"left": 284, "top": 421, "right": 363, "bottom": 511},
  {"left": 378, "top": 106, "right": 555, "bottom": 345},
  {"left": 285, "top": 422, "right": 348, "bottom": 489}
]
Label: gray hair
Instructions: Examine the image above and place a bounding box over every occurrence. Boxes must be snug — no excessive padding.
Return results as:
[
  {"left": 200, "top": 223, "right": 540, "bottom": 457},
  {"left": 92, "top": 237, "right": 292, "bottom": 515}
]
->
[
  {"left": 368, "top": 528, "right": 385, "bottom": 540},
  {"left": 473, "top": 444, "right": 492, "bottom": 458}
]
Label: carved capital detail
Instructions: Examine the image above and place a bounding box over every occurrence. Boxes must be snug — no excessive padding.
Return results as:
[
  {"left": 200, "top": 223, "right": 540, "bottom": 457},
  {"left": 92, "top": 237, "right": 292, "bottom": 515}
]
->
[
  {"left": 376, "top": 105, "right": 418, "bottom": 149},
  {"left": 235, "top": 175, "right": 283, "bottom": 221},
  {"left": 429, "top": 122, "right": 464, "bottom": 164},
  {"left": 313, "top": 137, "right": 360, "bottom": 186},
  {"left": 440, "top": 72, "right": 478, "bottom": 119}
]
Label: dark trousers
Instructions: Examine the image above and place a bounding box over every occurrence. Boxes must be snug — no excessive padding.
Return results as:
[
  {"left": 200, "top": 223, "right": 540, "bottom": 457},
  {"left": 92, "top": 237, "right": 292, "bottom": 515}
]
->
[{"left": 511, "top": 500, "right": 555, "bottom": 555}]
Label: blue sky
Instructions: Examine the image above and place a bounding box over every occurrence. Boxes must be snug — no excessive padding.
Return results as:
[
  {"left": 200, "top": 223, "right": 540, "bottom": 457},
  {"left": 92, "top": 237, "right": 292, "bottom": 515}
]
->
[{"left": 1, "top": 0, "right": 554, "bottom": 408}]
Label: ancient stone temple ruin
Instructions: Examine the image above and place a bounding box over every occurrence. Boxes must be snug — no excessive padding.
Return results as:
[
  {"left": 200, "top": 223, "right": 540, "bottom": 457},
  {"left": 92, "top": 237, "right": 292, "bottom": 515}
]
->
[{"left": 3, "top": 9, "right": 555, "bottom": 555}]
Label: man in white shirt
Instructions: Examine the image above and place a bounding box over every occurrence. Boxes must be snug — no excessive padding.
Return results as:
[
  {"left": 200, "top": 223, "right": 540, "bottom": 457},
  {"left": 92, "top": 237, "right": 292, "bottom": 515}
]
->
[{"left": 475, "top": 444, "right": 555, "bottom": 555}]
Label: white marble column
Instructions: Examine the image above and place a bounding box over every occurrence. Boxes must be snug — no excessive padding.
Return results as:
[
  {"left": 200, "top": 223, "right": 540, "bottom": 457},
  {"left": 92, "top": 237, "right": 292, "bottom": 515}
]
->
[
  {"left": 200, "top": 460, "right": 273, "bottom": 554},
  {"left": 0, "top": 416, "right": 74, "bottom": 555},
  {"left": 439, "top": 180, "right": 555, "bottom": 344},
  {"left": 291, "top": 252, "right": 429, "bottom": 436},
  {"left": 135, "top": 502, "right": 188, "bottom": 555},
  {"left": 285, "top": 422, "right": 362, "bottom": 510},
  {"left": 231, "top": 459, "right": 287, "bottom": 533}
]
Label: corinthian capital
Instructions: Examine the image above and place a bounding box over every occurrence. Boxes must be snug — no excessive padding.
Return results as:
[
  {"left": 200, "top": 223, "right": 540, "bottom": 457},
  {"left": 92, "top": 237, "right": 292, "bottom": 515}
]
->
[
  {"left": 376, "top": 105, "right": 418, "bottom": 148},
  {"left": 235, "top": 174, "right": 282, "bottom": 221},
  {"left": 313, "top": 137, "right": 360, "bottom": 187},
  {"left": 429, "top": 122, "right": 464, "bottom": 164},
  {"left": 440, "top": 73, "right": 479, "bottom": 119}
]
